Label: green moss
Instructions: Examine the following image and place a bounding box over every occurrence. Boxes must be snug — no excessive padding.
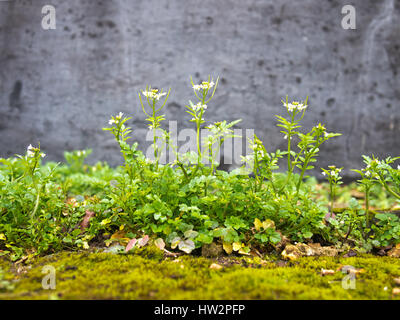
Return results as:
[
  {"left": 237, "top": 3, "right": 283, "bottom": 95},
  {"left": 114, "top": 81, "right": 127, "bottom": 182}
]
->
[{"left": 0, "top": 249, "right": 399, "bottom": 300}]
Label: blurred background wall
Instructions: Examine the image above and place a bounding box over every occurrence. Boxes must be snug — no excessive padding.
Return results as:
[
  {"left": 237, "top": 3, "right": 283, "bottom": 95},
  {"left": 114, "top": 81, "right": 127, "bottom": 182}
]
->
[{"left": 0, "top": 0, "right": 399, "bottom": 177}]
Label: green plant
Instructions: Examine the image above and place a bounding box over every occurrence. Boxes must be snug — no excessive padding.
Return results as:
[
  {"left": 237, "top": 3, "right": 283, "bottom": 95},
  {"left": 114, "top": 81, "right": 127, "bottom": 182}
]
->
[
  {"left": 1, "top": 75, "right": 399, "bottom": 261},
  {"left": 139, "top": 87, "right": 171, "bottom": 168},
  {"left": 187, "top": 77, "right": 219, "bottom": 164},
  {"left": 322, "top": 165, "right": 343, "bottom": 217}
]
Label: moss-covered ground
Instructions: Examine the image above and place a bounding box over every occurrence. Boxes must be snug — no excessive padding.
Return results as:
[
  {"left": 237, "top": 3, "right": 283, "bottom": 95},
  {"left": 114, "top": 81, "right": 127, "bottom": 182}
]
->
[{"left": 0, "top": 246, "right": 399, "bottom": 300}]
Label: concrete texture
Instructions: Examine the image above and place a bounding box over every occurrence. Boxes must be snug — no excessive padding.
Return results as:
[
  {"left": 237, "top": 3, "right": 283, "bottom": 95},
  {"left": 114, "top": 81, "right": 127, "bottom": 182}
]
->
[{"left": 0, "top": 0, "right": 399, "bottom": 177}]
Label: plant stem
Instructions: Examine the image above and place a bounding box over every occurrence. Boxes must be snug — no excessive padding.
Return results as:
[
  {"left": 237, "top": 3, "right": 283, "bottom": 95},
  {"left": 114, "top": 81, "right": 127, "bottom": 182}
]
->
[
  {"left": 31, "top": 187, "right": 40, "bottom": 218},
  {"left": 365, "top": 185, "right": 371, "bottom": 229},
  {"left": 330, "top": 181, "right": 335, "bottom": 215}
]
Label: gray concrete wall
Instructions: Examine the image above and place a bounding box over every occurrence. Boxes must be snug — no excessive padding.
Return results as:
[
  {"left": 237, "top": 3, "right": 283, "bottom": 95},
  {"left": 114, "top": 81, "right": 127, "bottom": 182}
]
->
[{"left": 0, "top": 0, "right": 399, "bottom": 177}]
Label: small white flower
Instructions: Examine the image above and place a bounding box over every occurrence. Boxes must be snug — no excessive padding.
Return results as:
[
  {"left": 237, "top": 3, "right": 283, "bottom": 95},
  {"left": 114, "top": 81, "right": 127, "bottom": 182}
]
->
[
  {"left": 109, "top": 112, "right": 124, "bottom": 126},
  {"left": 192, "top": 102, "right": 207, "bottom": 112},
  {"left": 397, "top": 165, "right": 400, "bottom": 170},
  {"left": 297, "top": 103, "right": 308, "bottom": 111},
  {"left": 142, "top": 89, "right": 166, "bottom": 101},
  {"left": 154, "top": 92, "right": 167, "bottom": 100},
  {"left": 322, "top": 172, "right": 326, "bottom": 176},
  {"left": 365, "top": 171, "right": 371, "bottom": 177},
  {"left": 27, "top": 145, "right": 35, "bottom": 157},
  {"left": 283, "top": 135, "right": 288, "bottom": 140},
  {"left": 193, "top": 81, "right": 215, "bottom": 91},
  {"left": 283, "top": 100, "right": 307, "bottom": 112},
  {"left": 40, "top": 153, "right": 46, "bottom": 158},
  {"left": 256, "top": 151, "right": 265, "bottom": 158},
  {"left": 287, "top": 103, "right": 296, "bottom": 112}
]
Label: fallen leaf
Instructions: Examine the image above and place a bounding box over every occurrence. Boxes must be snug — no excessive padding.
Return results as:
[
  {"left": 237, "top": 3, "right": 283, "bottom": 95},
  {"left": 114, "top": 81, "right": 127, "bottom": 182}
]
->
[
  {"left": 223, "top": 242, "right": 233, "bottom": 255},
  {"left": 80, "top": 210, "right": 95, "bottom": 230},
  {"left": 209, "top": 263, "right": 223, "bottom": 270},
  {"left": 321, "top": 268, "right": 335, "bottom": 276},
  {"left": 163, "top": 249, "right": 178, "bottom": 257},
  {"left": 111, "top": 230, "right": 126, "bottom": 240},
  {"left": 388, "top": 244, "right": 400, "bottom": 258},
  {"left": 238, "top": 246, "right": 251, "bottom": 255},
  {"left": 377, "top": 249, "right": 386, "bottom": 256},
  {"left": 125, "top": 238, "right": 137, "bottom": 252},
  {"left": 154, "top": 238, "right": 165, "bottom": 250},
  {"left": 281, "top": 243, "right": 315, "bottom": 260},
  {"left": 232, "top": 242, "right": 242, "bottom": 252},
  {"left": 393, "top": 288, "right": 400, "bottom": 295},
  {"left": 338, "top": 265, "right": 365, "bottom": 275},
  {"left": 137, "top": 235, "right": 149, "bottom": 247}
]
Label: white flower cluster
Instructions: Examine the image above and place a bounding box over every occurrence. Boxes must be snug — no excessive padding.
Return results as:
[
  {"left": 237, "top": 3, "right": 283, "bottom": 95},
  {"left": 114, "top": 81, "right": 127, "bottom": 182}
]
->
[
  {"left": 366, "top": 159, "right": 380, "bottom": 169},
  {"left": 76, "top": 150, "right": 87, "bottom": 157},
  {"left": 322, "top": 166, "right": 342, "bottom": 178},
  {"left": 191, "top": 117, "right": 205, "bottom": 122},
  {"left": 363, "top": 159, "right": 382, "bottom": 178},
  {"left": 193, "top": 81, "right": 215, "bottom": 91},
  {"left": 283, "top": 101, "right": 308, "bottom": 112},
  {"left": 27, "top": 144, "right": 45, "bottom": 158},
  {"left": 256, "top": 150, "right": 266, "bottom": 159},
  {"left": 192, "top": 102, "right": 207, "bottom": 112},
  {"left": 108, "top": 112, "right": 124, "bottom": 125},
  {"left": 142, "top": 89, "right": 167, "bottom": 101}
]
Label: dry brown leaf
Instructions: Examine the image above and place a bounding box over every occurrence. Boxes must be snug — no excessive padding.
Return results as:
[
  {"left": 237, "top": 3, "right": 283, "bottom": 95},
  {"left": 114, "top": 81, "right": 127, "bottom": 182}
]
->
[
  {"left": 387, "top": 244, "right": 400, "bottom": 258},
  {"left": 209, "top": 263, "right": 223, "bottom": 270},
  {"left": 80, "top": 210, "right": 95, "bottom": 230},
  {"left": 223, "top": 242, "right": 233, "bottom": 255},
  {"left": 125, "top": 238, "right": 137, "bottom": 252},
  {"left": 163, "top": 248, "right": 178, "bottom": 257},
  {"left": 321, "top": 268, "right": 335, "bottom": 276},
  {"left": 392, "top": 288, "right": 400, "bottom": 295}
]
